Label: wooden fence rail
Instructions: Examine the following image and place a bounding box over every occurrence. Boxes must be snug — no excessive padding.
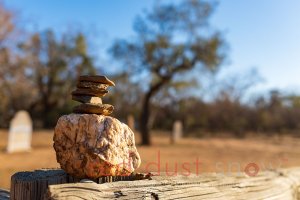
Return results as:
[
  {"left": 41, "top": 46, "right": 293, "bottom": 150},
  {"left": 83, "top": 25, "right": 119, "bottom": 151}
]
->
[{"left": 4, "top": 167, "right": 300, "bottom": 200}]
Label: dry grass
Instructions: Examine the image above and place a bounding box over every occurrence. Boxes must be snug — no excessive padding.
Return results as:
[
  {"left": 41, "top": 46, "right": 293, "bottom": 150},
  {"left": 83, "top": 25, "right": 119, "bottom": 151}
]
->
[{"left": 1, "top": 130, "right": 300, "bottom": 189}]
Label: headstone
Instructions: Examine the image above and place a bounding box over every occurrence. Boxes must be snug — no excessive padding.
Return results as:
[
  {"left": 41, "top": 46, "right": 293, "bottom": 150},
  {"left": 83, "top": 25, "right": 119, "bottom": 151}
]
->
[
  {"left": 171, "top": 120, "right": 183, "bottom": 144},
  {"left": 7, "top": 110, "right": 32, "bottom": 153},
  {"left": 127, "top": 115, "right": 135, "bottom": 131}
]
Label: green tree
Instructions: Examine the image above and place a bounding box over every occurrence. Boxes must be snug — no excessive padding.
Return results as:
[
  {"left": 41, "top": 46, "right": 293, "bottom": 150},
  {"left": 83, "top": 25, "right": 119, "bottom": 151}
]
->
[
  {"left": 110, "top": 0, "right": 225, "bottom": 145},
  {"left": 0, "top": 2, "right": 98, "bottom": 127},
  {"left": 19, "top": 30, "right": 97, "bottom": 127},
  {"left": 0, "top": 2, "right": 31, "bottom": 125}
]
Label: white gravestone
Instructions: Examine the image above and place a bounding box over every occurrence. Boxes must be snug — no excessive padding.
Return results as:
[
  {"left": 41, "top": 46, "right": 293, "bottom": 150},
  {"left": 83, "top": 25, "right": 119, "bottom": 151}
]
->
[
  {"left": 171, "top": 120, "right": 183, "bottom": 144},
  {"left": 7, "top": 110, "right": 32, "bottom": 153}
]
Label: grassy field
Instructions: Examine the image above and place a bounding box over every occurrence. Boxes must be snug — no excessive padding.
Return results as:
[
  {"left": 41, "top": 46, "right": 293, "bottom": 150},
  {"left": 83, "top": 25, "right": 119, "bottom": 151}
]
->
[{"left": 1, "top": 130, "right": 300, "bottom": 189}]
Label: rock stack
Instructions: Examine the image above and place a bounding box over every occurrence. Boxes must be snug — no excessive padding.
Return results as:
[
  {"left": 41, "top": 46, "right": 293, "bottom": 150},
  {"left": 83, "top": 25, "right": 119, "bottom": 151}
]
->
[
  {"left": 53, "top": 75, "right": 141, "bottom": 179},
  {"left": 71, "top": 75, "right": 115, "bottom": 115}
]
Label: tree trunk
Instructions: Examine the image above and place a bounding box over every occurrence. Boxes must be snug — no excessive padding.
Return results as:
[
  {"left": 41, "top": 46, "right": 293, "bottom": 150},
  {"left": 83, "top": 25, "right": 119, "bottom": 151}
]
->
[
  {"left": 139, "top": 92, "right": 151, "bottom": 145},
  {"left": 139, "top": 76, "right": 172, "bottom": 145}
]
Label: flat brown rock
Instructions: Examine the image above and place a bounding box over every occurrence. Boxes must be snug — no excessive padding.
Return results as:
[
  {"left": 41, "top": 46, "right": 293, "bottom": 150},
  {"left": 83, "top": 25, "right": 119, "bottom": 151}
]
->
[
  {"left": 79, "top": 75, "right": 115, "bottom": 86},
  {"left": 73, "top": 103, "right": 114, "bottom": 115},
  {"left": 72, "top": 95, "right": 102, "bottom": 104},
  {"left": 72, "top": 88, "right": 108, "bottom": 97},
  {"left": 77, "top": 81, "right": 109, "bottom": 90}
]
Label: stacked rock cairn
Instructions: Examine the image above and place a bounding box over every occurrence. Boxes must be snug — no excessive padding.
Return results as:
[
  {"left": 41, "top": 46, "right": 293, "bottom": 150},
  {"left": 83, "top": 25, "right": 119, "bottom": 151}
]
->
[
  {"left": 72, "top": 75, "right": 115, "bottom": 115},
  {"left": 53, "top": 75, "right": 144, "bottom": 183}
]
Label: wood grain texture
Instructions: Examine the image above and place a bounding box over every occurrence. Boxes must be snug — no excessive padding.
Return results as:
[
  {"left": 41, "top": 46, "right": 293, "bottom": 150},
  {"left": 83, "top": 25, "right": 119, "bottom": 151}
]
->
[
  {"left": 46, "top": 168, "right": 300, "bottom": 200},
  {"left": 10, "top": 169, "right": 69, "bottom": 200},
  {"left": 10, "top": 169, "right": 149, "bottom": 200},
  {"left": 9, "top": 168, "right": 300, "bottom": 200}
]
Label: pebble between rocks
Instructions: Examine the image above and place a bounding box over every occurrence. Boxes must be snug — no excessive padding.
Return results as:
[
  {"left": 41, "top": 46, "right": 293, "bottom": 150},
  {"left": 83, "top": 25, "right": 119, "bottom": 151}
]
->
[{"left": 72, "top": 95, "right": 103, "bottom": 104}]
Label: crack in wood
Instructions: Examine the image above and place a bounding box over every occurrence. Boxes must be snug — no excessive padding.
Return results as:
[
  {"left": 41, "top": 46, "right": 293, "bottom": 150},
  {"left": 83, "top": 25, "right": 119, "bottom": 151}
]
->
[
  {"left": 114, "top": 190, "right": 126, "bottom": 198},
  {"left": 151, "top": 192, "right": 159, "bottom": 200}
]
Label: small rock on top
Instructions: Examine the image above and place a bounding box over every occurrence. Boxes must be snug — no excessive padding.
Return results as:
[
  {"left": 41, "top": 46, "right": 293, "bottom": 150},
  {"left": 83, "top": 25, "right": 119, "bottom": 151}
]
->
[{"left": 79, "top": 75, "right": 115, "bottom": 86}]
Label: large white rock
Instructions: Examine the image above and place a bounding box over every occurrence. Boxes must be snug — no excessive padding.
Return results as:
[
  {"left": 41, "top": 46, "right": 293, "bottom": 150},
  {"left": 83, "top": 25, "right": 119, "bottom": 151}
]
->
[{"left": 53, "top": 114, "right": 141, "bottom": 178}]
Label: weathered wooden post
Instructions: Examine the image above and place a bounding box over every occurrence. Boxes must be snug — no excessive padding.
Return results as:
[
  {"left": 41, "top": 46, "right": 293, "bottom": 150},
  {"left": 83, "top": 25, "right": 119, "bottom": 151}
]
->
[
  {"left": 10, "top": 169, "right": 69, "bottom": 200},
  {"left": 9, "top": 169, "right": 150, "bottom": 200},
  {"left": 9, "top": 168, "right": 300, "bottom": 199}
]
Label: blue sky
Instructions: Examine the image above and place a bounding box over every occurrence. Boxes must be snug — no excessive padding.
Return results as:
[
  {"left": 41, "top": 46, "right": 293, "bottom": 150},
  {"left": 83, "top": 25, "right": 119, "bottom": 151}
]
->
[{"left": 4, "top": 0, "right": 300, "bottom": 94}]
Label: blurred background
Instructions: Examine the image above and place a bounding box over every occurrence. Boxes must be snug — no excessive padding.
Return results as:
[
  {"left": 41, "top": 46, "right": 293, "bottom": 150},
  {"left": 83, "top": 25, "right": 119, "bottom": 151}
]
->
[{"left": 1, "top": 0, "right": 300, "bottom": 189}]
